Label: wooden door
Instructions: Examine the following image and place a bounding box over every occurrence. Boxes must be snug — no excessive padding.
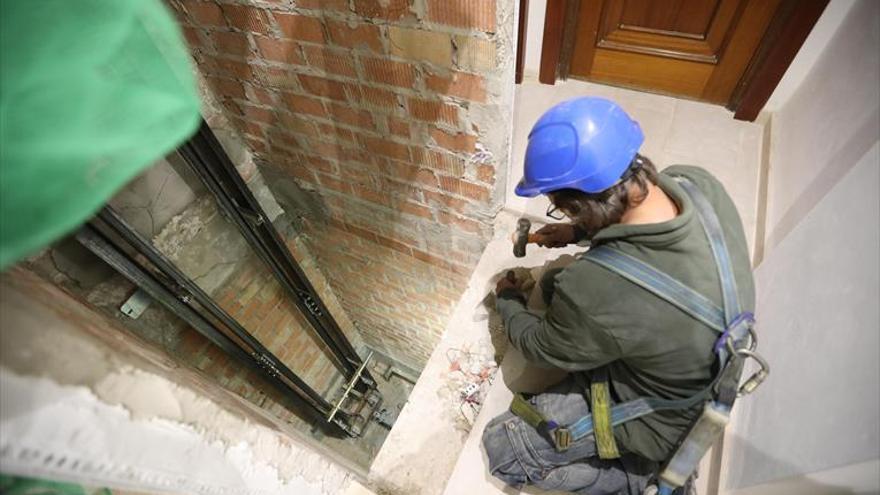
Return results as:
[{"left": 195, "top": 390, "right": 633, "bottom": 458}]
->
[{"left": 569, "top": 0, "right": 782, "bottom": 104}]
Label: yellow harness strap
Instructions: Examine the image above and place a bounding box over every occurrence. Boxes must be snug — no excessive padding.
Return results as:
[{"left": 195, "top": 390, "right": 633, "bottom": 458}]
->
[{"left": 591, "top": 368, "right": 621, "bottom": 459}]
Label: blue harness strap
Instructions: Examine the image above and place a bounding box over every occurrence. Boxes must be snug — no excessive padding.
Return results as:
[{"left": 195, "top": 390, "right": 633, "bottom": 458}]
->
[{"left": 556, "top": 175, "right": 752, "bottom": 445}]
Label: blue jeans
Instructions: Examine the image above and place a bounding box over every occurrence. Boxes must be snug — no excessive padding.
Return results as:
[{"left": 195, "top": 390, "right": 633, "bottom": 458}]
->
[{"left": 482, "top": 375, "right": 658, "bottom": 494}]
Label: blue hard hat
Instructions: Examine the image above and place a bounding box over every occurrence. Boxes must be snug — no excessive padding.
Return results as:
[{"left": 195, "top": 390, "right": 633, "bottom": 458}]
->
[{"left": 515, "top": 97, "right": 644, "bottom": 197}]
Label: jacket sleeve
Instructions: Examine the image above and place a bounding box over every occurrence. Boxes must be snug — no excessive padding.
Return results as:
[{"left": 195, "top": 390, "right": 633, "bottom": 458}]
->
[{"left": 495, "top": 286, "right": 621, "bottom": 371}]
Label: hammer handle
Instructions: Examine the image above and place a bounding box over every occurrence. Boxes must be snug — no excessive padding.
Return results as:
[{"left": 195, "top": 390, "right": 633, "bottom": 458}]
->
[{"left": 526, "top": 233, "right": 542, "bottom": 244}]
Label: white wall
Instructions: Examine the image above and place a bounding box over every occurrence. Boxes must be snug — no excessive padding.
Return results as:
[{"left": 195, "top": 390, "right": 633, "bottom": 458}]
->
[
  {"left": 763, "top": 0, "right": 859, "bottom": 112},
  {"left": 721, "top": 0, "right": 880, "bottom": 492},
  {"left": 764, "top": 0, "right": 879, "bottom": 248},
  {"left": 722, "top": 142, "right": 880, "bottom": 491},
  {"left": 523, "top": 0, "right": 546, "bottom": 78}
]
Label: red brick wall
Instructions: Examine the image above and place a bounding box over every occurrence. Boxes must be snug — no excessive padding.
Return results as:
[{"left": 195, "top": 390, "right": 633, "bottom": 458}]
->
[{"left": 171, "top": 0, "right": 512, "bottom": 369}]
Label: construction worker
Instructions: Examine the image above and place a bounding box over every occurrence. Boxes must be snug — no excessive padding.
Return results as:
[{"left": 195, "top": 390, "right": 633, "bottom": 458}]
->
[{"left": 483, "top": 97, "right": 755, "bottom": 494}]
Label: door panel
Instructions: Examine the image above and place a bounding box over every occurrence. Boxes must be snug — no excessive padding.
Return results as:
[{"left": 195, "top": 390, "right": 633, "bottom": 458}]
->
[{"left": 570, "top": 0, "right": 781, "bottom": 104}]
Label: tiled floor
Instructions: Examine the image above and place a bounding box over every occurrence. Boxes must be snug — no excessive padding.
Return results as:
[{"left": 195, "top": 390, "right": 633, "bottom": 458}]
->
[{"left": 506, "top": 79, "right": 765, "bottom": 253}]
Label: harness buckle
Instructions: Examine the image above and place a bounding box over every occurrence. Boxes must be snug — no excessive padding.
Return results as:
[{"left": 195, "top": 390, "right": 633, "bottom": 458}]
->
[
  {"left": 553, "top": 426, "right": 572, "bottom": 452},
  {"left": 734, "top": 348, "right": 770, "bottom": 397}
]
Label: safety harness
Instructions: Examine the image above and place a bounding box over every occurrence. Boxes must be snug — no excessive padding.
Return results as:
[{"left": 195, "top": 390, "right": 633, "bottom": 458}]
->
[{"left": 509, "top": 175, "right": 769, "bottom": 493}]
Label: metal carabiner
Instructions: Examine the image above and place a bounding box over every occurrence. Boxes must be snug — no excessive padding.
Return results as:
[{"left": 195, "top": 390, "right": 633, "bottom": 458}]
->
[{"left": 734, "top": 348, "right": 770, "bottom": 397}]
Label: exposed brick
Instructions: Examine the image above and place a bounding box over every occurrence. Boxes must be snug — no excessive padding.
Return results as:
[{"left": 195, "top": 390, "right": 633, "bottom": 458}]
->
[
  {"left": 414, "top": 168, "right": 438, "bottom": 187},
  {"left": 274, "top": 13, "right": 325, "bottom": 43},
  {"left": 245, "top": 137, "right": 266, "bottom": 153},
  {"left": 327, "top": 20, "right": 382, "bottom": 52},
  {"left": 423, "top": 190, "right": 468, "bottom": 213},
  {"left": 221, "top": 4, "right": 271, "bottom": 34},
  {"left": 437, "top": 211, "right": 482, "bottom": 233},
  {"left": 400, "top": 201, "right": 433, "bottom": 219},
  {"left": 317, "top": 173, "right": 353, "bottom": 194},
  {"left": 359, "top": 86, "right": 398, "bottom": 108},
  {"left": 302, "top": 45, "right": 357, "bottom": 78},
  {"left": 353, "top": 185, "right": 392, "bottom": 207},
  {"left": 360, "top": 136, "right": 410, "bottom": 160},
  {"left": 276, "top": 112, "right": 320, "bottom": 136},
  {"left": 326, "top": 102, "right": 374, "bottom": 130},
  {"left": 269, "top": 130, "right": 302, "bottom": 150},
  {"left": 430, "top": 128, "right": 477, "bottom": 153},
  {"left": 476, "top": 164, "right": 495, "bottom": 184},
  {"left": 353, "top": 0, "right": 412, "bottom": 20},
  {"left": 387, "top": 27, "right": 452, "bottom": 67},
  {"left": 426, "top": 0, "right": 496, "bottom": 32},
  {"left": 374, "top": 233, "right": 414, "bottom": 255},
  {"left": 183, "top": 1, "right": 226, "bottom": 27},
  {"left": 362, "top": 57, "right": 416, "bottom": 88},
  {"left": 206, "top": 77, "right": 245, "bottom": 99},
  {"left": 281, "top": 93, "right": 327, "bottom": 117},
  {"left": 255, "top": 37, "right": 304, "bottom": 65},
  {"left": 296, "top": 0, "right": 350, "bottom": 9},
  {"left": 256, "top": 70, "right": 298, "bottom": 92},
  {"left": 203, "top": 56, "right": 253, "bottom": 79},
  {"left": 455, "top": 36, "right": 496, "bottom": 71},
  {"left": 211, "top": 31, "right": 250, "bottom": 57},
  {"left": 181, "top": 26, "right": 206, "bottom": 49},
  {"left": 239, "top": 103, "right": 276, "bottom": 124},
  {"left": 407, "top": 98, "right": 458, "bottom": 124},
  {"left": 386, "top": 116, "right": 410, "bottom": 137},
  {"left": 425, "top": 71, "right": 486, "bottom": 102},
  {"left": 298, "top": 74, "right": 350, "bottom": 101},
  {"left": 414, "top": 148, "right": 466, "bottom": 175},
  {"left": 438, "top": 175, "right": 461, "bottom": 194},
  {"left": 318, "top": 123, "right": 357, "bottom": 144},
  {"left": 246, "top": 85, "right": 276, "bottom": 105},
  {"left": 229, "top": 116, "right": 266, "bottom": 138},
  {"left": 460, "top": 180, "right": 490, "bottom": 201}
]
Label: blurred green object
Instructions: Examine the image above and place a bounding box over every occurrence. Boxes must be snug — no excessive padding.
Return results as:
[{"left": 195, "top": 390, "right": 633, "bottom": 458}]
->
[
  {"left": 0, "top": 474, "right": 112, "bottom": 495},
  {"left": 0, "top": 0, "right": 201, "bottom": 269}
]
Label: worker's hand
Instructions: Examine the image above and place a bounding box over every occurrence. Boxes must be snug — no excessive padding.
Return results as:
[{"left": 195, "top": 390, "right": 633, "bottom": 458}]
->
[
  {"left": 534, "top": 223, "right": 577, "bottom": 248},
  {"left": 495, "top": 271, "right": 523, "bottom": 295}
]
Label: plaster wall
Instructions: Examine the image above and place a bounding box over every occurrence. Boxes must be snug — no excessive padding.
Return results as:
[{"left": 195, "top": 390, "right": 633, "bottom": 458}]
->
[
  {"left": 762, "top": 0, "right": 859, "bottom": 113},
  {"left": 0, "top": 268, "right": 365, "bottom": 495},
  {"left": 721, "top": 140, "right": 879, "bottom": 491},
  {"left": 764, "top": 0, "right": 879, "bottom": 250}
]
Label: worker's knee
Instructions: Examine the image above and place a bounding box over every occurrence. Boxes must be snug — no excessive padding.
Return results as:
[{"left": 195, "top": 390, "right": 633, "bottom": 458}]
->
[{"left": 482, "top": 412, "right": 529, "bottom": 488}]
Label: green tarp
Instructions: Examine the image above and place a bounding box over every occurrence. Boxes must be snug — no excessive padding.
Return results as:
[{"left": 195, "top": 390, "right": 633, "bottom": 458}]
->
[{"left": 0, "top": 0, "right": 202, "bottom": 269}]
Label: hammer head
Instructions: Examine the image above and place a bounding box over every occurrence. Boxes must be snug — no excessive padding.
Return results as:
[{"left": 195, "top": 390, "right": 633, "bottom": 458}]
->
[{"left": 513, "top": 218, "right": 531, "bottom": 258}]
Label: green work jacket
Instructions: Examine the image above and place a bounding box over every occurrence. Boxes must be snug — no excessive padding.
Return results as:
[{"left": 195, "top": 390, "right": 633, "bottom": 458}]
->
[{"left": 496, "top": 166, "right": 756, "bottom": 461}]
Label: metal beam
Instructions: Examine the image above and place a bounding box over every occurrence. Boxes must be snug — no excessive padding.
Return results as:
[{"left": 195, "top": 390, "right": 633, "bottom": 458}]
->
[
  {"left": 178, "top": 121, "right": 376, "bottom": 389},
  {"left": 93, "top": 207, "right": 334, "bottom": 417},
  {"left": 76, "top": 225, "right": 348, "bottom": 435}
]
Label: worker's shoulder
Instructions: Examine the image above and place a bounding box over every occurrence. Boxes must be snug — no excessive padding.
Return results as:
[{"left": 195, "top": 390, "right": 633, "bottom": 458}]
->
[
  {"left": 553, "top": 252, "right": 625, "bottom": 301},
  {"left": 661, "top": 164, "right": 722, "bottom": 188}
]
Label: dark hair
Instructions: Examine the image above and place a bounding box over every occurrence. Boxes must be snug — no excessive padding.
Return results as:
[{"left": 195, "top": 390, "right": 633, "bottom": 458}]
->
[{"left": 550, "top": 154, "right": 658, "bottom": 238}]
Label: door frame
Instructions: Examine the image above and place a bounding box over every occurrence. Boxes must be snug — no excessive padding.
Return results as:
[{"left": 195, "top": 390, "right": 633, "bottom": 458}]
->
[{"left": 538, "top": 0, "right": 830, "bottom": 121}]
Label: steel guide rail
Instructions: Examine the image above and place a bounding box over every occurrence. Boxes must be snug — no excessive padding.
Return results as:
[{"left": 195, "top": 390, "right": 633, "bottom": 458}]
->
[
  {"left": 178, "top": 122, "right": 376, "bottom": 392},
  {"left": 76, "top": 224, "right": 348, "bottom": 434},
  {"left": 94, "top": 207, "right": 335, "bottom": 418}
]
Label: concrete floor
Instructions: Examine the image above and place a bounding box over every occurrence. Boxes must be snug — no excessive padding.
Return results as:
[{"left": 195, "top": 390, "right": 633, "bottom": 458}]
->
[{"left": 369, "top": 79, "right": 766, "bottom": 494}]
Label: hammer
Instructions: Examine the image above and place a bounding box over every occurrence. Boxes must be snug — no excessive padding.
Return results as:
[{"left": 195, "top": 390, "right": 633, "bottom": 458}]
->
[{"left": 512, "top": 218, "right": 542, "bottom": 257}]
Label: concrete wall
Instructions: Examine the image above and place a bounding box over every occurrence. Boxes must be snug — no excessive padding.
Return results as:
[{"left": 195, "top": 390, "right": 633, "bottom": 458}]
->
[
  {"left": 170, "top": 0, "right": 517, "bottom": 370},
  {"left": 0, "top": 267, "right": 363, "bottom": 494},
  {"left": 721, "top": 1, "right": 880, "bottom": 492}
]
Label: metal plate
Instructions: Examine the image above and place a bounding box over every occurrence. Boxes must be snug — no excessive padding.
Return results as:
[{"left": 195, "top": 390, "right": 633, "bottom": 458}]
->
[{"left": 120, "top": 288, "right": 151, "bottom": 319}]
